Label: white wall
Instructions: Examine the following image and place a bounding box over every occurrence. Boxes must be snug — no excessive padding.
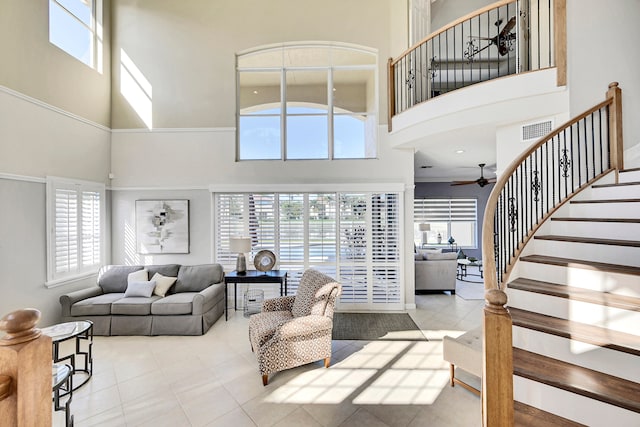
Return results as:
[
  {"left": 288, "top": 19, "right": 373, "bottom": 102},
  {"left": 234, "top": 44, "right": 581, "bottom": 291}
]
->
[
  {"left": 566, "top": 0, "right": 640, "bottom": 167},
  {"left": 0, "top": 89, "right": 111, "bottom": 326}
]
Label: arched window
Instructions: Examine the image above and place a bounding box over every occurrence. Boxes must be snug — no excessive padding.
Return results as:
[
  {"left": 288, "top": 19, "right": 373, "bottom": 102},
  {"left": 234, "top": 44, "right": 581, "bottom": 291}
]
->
[{"left": 237, "top": 43, "right": 378, "bottom": 160}]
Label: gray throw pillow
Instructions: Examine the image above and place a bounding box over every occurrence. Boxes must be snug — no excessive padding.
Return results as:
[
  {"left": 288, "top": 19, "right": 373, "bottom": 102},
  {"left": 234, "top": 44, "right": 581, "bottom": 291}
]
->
[
  {"left": 98, "top": 265, "right": 144, "bottom": 293},
  {"left": 174, "top": 264, "right": 224, "bottom": 293}
]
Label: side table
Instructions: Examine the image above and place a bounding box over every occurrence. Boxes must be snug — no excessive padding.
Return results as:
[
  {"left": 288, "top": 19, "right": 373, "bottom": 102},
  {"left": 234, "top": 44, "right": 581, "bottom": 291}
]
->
[
  {"left": 52, "top": 363, "right": 74, "bottom": 427},
  {"left": 42, "top": 320, "right": 93, "bottom": 395},
  {"left": 224, "top": 270, "right": 288, "bottom": 320}
]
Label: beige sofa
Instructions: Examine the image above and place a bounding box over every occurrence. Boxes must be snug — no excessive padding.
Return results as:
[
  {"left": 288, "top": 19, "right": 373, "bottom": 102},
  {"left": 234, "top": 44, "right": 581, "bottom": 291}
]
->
[{"left": 414, "top": 250, "right": 458, "bottom": 293}]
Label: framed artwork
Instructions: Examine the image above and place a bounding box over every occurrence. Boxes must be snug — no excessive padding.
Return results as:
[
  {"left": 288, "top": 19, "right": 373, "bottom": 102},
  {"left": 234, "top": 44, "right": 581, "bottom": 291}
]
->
[{"left": 136, "top": 200, "right": 189, "bottom": 254}]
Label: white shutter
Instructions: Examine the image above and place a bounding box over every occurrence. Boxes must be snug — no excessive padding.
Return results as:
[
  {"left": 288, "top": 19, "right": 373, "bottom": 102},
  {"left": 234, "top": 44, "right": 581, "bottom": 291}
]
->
[
  {"left": 248, "top": 193, "right": 276, "bottom": 254},
  {"left": 55, "top": 187, "right": 79, "bottom": 274},
  {"left": 278, "top": 194, "right": 304, "bottom": 294},
  {"left": 371, "top": 193, "right": 401, "bottom": 304},
  {"left": 215, "top": 194, "right": 245, "bottom": 269},
  {"left": 47, "top": 177, "right": 104, "bottom": 285}
]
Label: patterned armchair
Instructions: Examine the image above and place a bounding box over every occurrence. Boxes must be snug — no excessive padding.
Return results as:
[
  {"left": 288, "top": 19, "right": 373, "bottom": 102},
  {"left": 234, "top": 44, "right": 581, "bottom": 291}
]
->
[{"left": 248, "top": 269, "right": 342, "bottom": 385}]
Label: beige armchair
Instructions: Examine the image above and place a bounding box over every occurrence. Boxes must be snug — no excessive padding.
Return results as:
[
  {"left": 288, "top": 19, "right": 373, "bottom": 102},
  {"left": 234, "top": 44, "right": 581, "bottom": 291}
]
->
[{"left": 248, "top": 269, "right": 341, "bottom": 385}]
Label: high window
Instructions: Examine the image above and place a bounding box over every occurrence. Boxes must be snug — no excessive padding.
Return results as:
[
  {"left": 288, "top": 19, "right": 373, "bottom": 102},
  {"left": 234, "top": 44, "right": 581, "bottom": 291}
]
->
[
  {"left": 214, "top": 189, "right": 402, "bottom": 309},
  {"left": 237, "top": 43, "right": 378, "bottom": 160},
  {"left": 49, "top": 0, "right": 103, "bottom": 71},
  {"left": 46, "top": 177, "right": 105, "bottom": 287},
  {"left": 413, "top": 199, "right": 477, "bottom": 248}
]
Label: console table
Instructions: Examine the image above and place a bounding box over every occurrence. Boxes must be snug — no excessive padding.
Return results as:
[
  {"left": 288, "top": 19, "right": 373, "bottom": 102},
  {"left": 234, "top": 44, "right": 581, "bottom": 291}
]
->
[{"left": 224, "top": 270, "right": 288, "bottom": 320}]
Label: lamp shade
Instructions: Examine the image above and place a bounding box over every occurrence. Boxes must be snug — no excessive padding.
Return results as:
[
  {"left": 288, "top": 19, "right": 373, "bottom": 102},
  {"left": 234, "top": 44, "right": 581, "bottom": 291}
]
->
[
  {"left": 418, "top": 223, "right": 431, "bottom": 232},
  {"left": 229, "top": 237, "right": 251, "bottom": 253}
]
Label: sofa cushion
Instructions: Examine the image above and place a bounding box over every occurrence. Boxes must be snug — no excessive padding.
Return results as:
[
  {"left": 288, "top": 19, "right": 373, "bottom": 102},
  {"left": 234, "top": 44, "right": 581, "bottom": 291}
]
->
[
  {"left": 151, "top": 293, "right": 197, "bottom": 315},
  {"left": 98, "top": 265, "right": 144, "bottom": 293},
  {"left": 146, "top": 264, "right": 180, "bottom": 282},
  {"left": 151, "top": 273, "right": 178, "bottom": 297},
  {"left": 71, "top": 293, "right": 125, "bottom": 316},
  {"left": 425, "top": 251, "right": 458, "bottom": 260},
  {"left": 174, "top": 264, "right": 224, "bottom": 293},
  {"left": 112, "top": 296, "right": 161, "bottom": 315},
  {"left": 124, "top": 280, "right": 156, "bottom": 298}
]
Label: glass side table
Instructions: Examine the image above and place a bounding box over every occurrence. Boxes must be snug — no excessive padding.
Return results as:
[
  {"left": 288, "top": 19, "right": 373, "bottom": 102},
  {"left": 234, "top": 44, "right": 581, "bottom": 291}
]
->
[
  {"left": 52, "top": 363, "right": 74, "bottom": 427},
  {"left": 42, "top": 320, "right": 93, "bottom": 395}
]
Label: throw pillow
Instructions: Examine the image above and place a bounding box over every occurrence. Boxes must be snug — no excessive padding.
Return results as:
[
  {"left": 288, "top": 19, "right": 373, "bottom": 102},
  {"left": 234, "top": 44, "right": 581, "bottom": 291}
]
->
[
  {"left": 124, "top": 280, "right": 156, "bottom": 298},
  {"left": 151, "top": 272, "right": 177, "bottom": 297},
  {"left": 128, "top": 269, "right": 148, "bottom": 284}
]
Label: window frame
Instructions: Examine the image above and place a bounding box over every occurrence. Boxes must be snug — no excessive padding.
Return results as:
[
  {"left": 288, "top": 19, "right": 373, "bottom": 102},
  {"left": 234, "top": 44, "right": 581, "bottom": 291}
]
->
[
  {"left": 49, "top": 0, "right": 103, "bottom": 71},
  {"left": 236, "top": 43, "right": 378, "bottom": 161},
  {"left": 46, "top": 176, "right": 106, "bottom": 287}
]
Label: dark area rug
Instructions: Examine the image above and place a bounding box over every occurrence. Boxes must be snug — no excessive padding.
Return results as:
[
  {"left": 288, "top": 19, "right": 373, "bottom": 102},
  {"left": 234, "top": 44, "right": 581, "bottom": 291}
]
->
[{"left": 332, "top": 312, "right": 426, "bottom": 341}]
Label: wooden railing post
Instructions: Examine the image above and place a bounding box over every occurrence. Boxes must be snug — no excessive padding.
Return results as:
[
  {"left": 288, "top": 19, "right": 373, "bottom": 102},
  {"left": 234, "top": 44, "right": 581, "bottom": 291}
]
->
[
  {"left": 0, "top": 309, "right": 52, "bottom": 426},
  {"left": 607, "top": 82, "right": 624, "bottom": 177},
  {"left": 483, "top": 289, "right": 514, "bottom": 426}
]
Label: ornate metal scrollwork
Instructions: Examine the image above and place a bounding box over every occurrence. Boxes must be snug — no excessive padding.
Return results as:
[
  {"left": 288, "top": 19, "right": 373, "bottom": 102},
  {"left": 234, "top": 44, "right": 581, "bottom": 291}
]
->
[
  {"left": 464, "top": 40, "right": 480, "bottom": 63},
  {"left": 559, "top": 148, "right": 571, "bottom": 178},
  {"left": 406, "top": 69, "right": 415, "bottom": 89},
  {"left": 508, "top": 197, "right": 517, "bottom": 232},
  {"left": 428, "top": 56, "right": 439, "bottom": 80},
  {"left": 531, "top": 170, "right": 541, "bottom": 202}
]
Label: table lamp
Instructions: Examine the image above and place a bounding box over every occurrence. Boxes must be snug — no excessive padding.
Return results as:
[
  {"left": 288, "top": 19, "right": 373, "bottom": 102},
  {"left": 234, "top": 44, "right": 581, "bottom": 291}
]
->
[
  {"left": 229, "top": 237, "right": 251, "bottom": 274},
  {"left": 418, "top": 223, "right": 431, "bottom": 245}
]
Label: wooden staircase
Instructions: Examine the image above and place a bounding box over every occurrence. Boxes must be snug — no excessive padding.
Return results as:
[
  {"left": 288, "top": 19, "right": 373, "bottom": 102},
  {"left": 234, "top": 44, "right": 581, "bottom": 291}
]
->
[{"left": 506, "top": 168, "right": 640, "bottom": 426}]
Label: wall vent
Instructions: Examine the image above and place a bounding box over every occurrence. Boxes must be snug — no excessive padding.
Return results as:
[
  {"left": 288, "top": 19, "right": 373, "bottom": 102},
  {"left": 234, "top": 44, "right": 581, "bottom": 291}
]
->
[{"left": 521, "top": 120, "right": 553, "bottom": 141}]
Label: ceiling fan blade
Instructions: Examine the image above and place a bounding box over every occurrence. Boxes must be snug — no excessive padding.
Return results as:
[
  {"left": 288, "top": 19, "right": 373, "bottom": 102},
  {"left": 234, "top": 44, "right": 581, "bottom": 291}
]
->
[
  {"left": 451, "top": 181, "right": 477, "bottom": 186},
  {"left": 499, "top": 16, "right": 516, "bottom": 38}
]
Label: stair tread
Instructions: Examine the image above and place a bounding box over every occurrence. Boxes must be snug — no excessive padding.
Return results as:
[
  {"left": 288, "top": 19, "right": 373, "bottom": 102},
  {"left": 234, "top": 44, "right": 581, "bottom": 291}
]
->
[
  {"left": 509, "top": 277, "right": 640, "bottom": 311},
  {"left": 513, "top": 348, "right": 640, "bottom": 413},
  {"left": 621, "top": 167, "right": 640, "bottom": 173},
  {"left": 520, "top": 254, "right": 640, "bottom": 276},
  {"left": 551, "top": 217, "right": 640, "bottom": 223},
  {"left": 514, "top": 401, "right": 586, "bottom": 427},
  {"left": 510, "top": 307, "right": 640, "bottom": 356},
  {"left": 571, "top": 198, "right": 640, "bottom": 204},
  {"left": 534, "top": 234, "right": 640, "bottom": 247},
  {"left": 592, "top": 181, "right": 640, "bottom": 188}
]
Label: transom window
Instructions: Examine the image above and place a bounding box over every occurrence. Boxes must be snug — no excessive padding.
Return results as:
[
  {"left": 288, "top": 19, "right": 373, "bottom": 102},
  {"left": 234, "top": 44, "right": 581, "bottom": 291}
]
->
[
  {"left": 413, "top": 199, "right": 477, "bottom": 248},
  {"left": 237, "top": 43, "right": 378, "bottom": 160},
  {"left": 49, "top": 0, "right": 103, "bottom": 71}
]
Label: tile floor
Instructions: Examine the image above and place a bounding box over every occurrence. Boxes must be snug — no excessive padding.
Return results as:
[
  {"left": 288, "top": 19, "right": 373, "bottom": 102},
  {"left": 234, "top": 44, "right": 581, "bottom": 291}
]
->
[{"left": 53, "top": 288, "right": 484, "bottom": 427}]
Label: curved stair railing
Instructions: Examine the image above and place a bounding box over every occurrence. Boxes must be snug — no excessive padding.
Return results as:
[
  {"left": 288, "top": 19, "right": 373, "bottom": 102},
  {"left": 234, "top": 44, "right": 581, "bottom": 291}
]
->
[
  {"left": 388, "top": 0, "right": 566, "bottom": 130},
  {"left": 481, "top": 82, "right": 624, "bottom": 425}
]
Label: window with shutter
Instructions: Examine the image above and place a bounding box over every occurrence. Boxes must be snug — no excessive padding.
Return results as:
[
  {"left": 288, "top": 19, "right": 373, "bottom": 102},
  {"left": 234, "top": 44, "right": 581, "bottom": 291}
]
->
[
  {"left": 413, "top": 198, "right": 477, "bottom": 248},
  {"left": 214, "top": 189, "right": 403, "bottom": 310},
  {"left": 46, "top": 177, "right": 105, "bottom": 287}
]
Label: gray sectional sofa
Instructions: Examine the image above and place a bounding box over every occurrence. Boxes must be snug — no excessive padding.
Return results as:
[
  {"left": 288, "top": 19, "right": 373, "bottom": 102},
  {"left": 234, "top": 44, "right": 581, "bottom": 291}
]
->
[{"left": 59, "top": 264, "right": 225, "bottom": 336}]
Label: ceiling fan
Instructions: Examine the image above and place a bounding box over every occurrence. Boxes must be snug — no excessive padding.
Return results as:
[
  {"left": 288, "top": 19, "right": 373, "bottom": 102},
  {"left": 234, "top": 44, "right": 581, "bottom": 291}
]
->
[
  {"left": 464, "top": 16, "right": 517, "bottom": 60},
  {"left": 451, "top": 163, "right": 497, "bottom": 187}
]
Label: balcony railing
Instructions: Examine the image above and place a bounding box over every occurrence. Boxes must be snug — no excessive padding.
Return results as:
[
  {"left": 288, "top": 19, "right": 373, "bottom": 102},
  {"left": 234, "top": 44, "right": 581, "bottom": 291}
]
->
[{"left": 388, "top": 0, "right": 565, "bottom": 129}]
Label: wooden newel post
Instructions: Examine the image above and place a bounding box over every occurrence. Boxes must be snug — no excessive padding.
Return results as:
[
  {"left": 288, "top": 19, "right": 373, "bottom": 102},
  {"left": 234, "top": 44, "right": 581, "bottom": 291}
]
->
[
  {"left": 607, "top": 82, "right": 624, "bottom": 176},
  {"left": 0, "top": 309, "right": 52, "bottom": 427},
  {"left": 483, "top": 289, "right": 514, "bottom": 427}
]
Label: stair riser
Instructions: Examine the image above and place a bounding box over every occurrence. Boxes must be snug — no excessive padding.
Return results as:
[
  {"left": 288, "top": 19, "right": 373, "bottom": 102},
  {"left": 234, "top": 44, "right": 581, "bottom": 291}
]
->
[
  {"left": 569, "top": 201, "right": 640, "bottom": 218},
  {"left": 507, "top": 288, "right": 639, "bottom": 335},
  {"left": 619, "top": 170, "right": 640, "bottom": 183},
  {"left": 590, "top": 184, "right": 640, "bottom": 199},
  {"left": 516, "top": 262, "right": 640, "bottom": 297},
  {"left": 532, "top": 239, "right": 640, "bottom": 267},
  {"left": 514, "top": 376, "right": 640, "bottom": 426},
  {"left": 512, "top": 326, "right": 640, "bottom": 382},
  {"left": 546, "top": 221, "right": 640, "bottom": 241}
]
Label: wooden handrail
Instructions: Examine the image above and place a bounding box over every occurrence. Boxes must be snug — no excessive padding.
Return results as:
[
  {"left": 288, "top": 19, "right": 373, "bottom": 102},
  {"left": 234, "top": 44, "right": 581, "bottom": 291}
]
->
[
  {"left": 481, "top": 82, "right": 624, "bottom": 426},
  {"left": 391, "top": 0, "right": 515, "bottom": 66}
]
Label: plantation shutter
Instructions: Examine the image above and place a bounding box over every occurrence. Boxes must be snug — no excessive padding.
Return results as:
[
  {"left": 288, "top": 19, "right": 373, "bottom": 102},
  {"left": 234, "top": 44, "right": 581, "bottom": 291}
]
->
[
  {"left": 308, "top": 193, "right": 337, "bottom": 279},
  {"left": 47, "top": 177, "right": 104, "bottom": 285},
  {"left": 371, "top": 193, "right": 401, "bottom": 304},
  {"left": 278, "top": 193, "right": 304, "bottom": 293},
  {"left": 338, "top": 193, "right": 368, "bottom": 304},
  {"left": 248, "top": 193, "right": 276, "bottom": 254},
  {"left": 55, "top": 187, "right": 79, "bottom": 274},
  {"left": 215, "top": 194, "right": 245, "bottom": 269}
]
